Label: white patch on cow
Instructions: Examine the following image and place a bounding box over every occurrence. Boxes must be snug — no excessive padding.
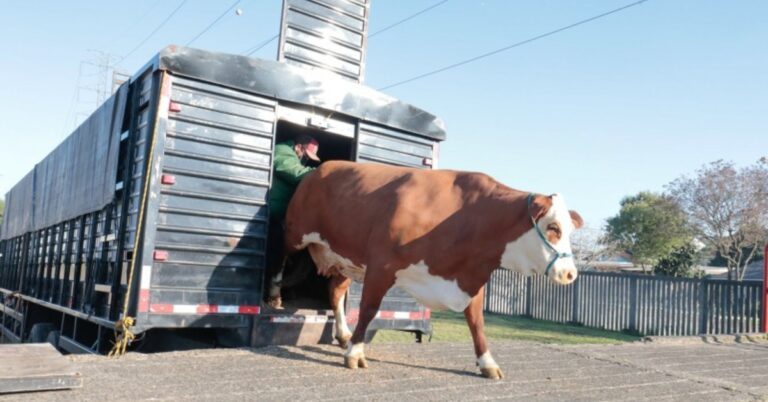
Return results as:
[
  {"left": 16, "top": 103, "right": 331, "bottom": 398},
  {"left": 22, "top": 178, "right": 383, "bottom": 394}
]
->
[
  {"left": 499, "top": 194, "right": 578, "bottom": 285},
  {"left": 477, "top": 351, "right": 499, "bottom": 369},
  {"left": 299, "top": 232, "right": 366, "bottom": 282},
  {"left": 345, "top": 342, "right": 365, "bottom": 359},
  {"left": 394, "top": 261, "right": 472, "bottom": 312},
  {"left": 334, "top": 293, "right": 352, "bottom": 341}
]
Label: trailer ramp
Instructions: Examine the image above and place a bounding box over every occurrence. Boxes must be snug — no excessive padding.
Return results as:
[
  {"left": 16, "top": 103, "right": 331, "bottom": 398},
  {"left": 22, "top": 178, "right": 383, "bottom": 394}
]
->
[{"left": 0, "top": 344, "right": 82, "bottom": 394}]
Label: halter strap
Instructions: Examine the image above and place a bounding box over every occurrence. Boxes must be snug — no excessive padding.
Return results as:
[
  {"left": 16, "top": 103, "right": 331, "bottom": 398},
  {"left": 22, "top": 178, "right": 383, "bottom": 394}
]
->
[{"left": 527, "top": 193, "right": 573, "bottom": 276}]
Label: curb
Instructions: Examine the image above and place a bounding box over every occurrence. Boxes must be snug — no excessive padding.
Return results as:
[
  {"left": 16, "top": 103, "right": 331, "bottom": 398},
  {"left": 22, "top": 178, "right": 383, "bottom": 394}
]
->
[{"left": 640, "top": 333, "right": 768, "bottom": 345}]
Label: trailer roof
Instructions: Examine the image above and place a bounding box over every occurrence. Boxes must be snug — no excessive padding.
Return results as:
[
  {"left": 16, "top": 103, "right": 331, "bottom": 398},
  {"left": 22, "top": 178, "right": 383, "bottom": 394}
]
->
[{"left": 152, "top": 46, "right": 446, "bottom": 141}]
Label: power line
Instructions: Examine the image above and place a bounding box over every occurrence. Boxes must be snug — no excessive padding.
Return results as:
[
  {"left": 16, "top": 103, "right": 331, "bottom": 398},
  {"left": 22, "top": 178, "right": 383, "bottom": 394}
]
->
[
  {"left": 243, "top": 34, "right": 279, "bottom": 56},
  {"left": 186, "top": 0, "right": 242, "bottom": 46},
  {"left": 378, "top": 0, "right": 649, "bottom": 91},
  {"left": 118, "top": 0, "right": 190, "bottom": 64},
  {"left": 104, "top": 0, "right": 164, "bottom": 48},
  {"left": 369, "top": 0, "right": 449, "bottom": 38}
]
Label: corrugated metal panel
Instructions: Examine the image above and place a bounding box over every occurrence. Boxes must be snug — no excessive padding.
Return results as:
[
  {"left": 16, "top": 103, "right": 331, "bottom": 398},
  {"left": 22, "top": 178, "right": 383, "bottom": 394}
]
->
[
  {"left": 357, "top": 122, "right": 437, "bottom": 169},
  {"left": 147, "top": 76, "right": 276, "bottom": 314},
  {"left": 278, "top": 0, "right": 370, "bottom": 82}
]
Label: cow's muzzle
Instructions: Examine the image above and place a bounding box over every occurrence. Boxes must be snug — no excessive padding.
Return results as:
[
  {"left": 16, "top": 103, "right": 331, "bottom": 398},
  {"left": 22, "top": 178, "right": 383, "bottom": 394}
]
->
[{"left": 553, "top": 266, "right": 578, "bottom": 285}]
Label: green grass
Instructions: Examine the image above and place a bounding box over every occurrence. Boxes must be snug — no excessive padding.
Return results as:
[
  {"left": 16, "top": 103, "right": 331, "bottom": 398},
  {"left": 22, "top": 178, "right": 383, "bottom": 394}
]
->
[{"left": 373, "top": 311, "right": 640, "bottom": 345}]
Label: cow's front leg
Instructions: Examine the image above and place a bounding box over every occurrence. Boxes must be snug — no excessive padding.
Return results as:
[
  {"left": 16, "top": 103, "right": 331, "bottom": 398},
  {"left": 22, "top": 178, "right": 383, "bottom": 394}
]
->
[
  {"left": 329, "top": 275, "right": 353, "bottom": 348},
  {"left": 464, "top": 286, "right": 503, "bottom": 379},
  {"left": 344, "top": 269, "right": 393, "bottom": 369}
]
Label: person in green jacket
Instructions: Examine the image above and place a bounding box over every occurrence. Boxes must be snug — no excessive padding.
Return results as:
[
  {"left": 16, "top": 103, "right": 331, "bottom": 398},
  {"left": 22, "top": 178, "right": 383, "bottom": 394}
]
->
[{"left": 266, "top": 134, "right": 321, "bottom": 309}]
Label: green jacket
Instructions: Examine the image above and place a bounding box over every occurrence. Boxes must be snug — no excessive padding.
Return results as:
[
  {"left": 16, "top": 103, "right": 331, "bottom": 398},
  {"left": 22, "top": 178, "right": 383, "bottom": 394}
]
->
[{"left": 268, "top": 140, "right": 315, "bottom": 220}]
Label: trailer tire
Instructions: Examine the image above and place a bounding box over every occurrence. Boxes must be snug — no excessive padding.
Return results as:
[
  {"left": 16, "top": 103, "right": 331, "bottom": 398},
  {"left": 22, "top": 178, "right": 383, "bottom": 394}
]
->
[
  {"left": 46, "top": 330, "right": 61, "bottom": 348},
  {"left": 29, "top": 323, "right": 56, "bottom": 343}
]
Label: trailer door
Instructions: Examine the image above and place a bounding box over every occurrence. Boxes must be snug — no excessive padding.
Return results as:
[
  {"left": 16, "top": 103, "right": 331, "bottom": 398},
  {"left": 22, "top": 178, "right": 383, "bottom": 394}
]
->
[{"left": 138, "top": 75, "right": 276, "bottom": 330}]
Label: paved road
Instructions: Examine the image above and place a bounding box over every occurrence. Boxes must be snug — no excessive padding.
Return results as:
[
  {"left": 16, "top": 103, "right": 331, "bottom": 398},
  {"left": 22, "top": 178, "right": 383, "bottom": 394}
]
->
[{"left": 7, "top": 339, "right": 768, "bottom": 401}]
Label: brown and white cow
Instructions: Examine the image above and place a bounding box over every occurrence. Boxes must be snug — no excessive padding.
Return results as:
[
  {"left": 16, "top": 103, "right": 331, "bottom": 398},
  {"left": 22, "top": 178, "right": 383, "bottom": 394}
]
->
[{"left": 283, "top": 160, "right": 583, "bottom": 379}]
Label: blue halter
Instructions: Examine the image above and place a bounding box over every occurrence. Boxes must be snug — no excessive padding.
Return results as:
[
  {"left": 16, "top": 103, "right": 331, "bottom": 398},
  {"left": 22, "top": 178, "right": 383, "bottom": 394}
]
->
[{"left": 527, "top": 193, "right": 573, "bottom": 277}]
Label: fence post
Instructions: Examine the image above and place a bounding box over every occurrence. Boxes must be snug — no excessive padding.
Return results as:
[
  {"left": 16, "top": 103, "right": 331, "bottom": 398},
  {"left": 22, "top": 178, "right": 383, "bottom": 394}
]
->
[
  {"left": 571, "top": 275, "right": 580, "bottom": 324},
  {"left": 629, "top": 275, "right": 638, "bottom": 333},
  {"left": 484, "top": 273, "right": 491, "bottom": 312},
  {"left": 525, "top": 275, "right": 533, "bottom": 317},
  {"left": 699, "top": 278, "right": 709, "bottom": 335},
  {"left": 762, "top": 244, "right": 767, "bottom": 333}
]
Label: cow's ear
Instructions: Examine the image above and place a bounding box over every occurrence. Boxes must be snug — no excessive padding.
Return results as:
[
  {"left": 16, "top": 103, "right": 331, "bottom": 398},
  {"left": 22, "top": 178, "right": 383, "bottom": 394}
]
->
[
  {"left": 569, "top": 210, "right": 584, "bottom": 229},
  {"left": 530, "top": 195, "right": 553, "bottom": 222}
]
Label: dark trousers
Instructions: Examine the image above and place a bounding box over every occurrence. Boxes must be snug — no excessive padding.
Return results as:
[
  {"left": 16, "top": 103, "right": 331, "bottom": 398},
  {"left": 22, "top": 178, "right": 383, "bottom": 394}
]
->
[{"left": 266, "top": 216, "right": 286, "bottom": 299}]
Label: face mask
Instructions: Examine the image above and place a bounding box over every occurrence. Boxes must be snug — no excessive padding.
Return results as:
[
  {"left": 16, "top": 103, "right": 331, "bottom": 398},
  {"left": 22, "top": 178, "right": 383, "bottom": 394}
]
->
[{"left": 300, "top": 154, "right": 309, "bottom": 165}]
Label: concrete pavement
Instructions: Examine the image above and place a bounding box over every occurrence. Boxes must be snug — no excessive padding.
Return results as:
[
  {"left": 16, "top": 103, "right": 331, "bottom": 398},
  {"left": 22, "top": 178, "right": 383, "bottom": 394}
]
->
[{"left": 7, "top": 338, "right": 768, "bottom": 401}]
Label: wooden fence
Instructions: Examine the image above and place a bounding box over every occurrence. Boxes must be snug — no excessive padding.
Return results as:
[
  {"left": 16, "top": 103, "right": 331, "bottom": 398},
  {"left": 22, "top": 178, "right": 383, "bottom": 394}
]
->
[{"left": 484, "top": 270, "right": 764, "bottom": 336}]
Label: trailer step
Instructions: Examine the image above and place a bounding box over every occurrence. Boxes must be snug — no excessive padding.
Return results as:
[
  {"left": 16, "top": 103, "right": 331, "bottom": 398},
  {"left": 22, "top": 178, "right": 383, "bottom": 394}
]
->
[
  {"left": 0, "top": 343, "right": 82, "bottom": 394},
  {"left": 251, "top": 313, "right": 336, "bottom": 347}
]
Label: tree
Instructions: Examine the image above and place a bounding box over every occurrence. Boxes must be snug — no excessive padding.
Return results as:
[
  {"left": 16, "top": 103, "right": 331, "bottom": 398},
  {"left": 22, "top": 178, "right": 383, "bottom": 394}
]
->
[
  {"left": 653, "top": 244, "right": 703, "bottom": 278},
  {"left": 667, "top": 160, "right": 768, "bottom": 281},
  {"left": 571, "top": 226, "right": 610, "bottom": 270},
  {"left": 0, "top": 197, "right": 4, "bottom": 227},
  {"left": 603, "top": 192, "right": 692, "bottom": 273}
]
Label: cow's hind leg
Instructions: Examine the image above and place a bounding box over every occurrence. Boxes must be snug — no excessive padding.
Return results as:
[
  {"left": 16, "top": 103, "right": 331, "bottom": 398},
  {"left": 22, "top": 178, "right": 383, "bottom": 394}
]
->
[
  {"left": 266, "top": 256, "right": 287, "bottom": 309},
  {"left": 329, "top": 274, "right": 353, "bottom": 348},
  {"left": 465, "top": 286, "right": 503, "bottom": 379},
  {"left": 344, "top": 269, "right": 394, "bottom": 369}
]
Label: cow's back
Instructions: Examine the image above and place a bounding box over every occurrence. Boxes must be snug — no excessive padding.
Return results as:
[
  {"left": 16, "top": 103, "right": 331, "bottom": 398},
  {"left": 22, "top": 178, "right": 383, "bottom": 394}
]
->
[
  {"left": 285, "top": 161, "right": 427, "bottom": 262},
  {"left": 284, "top": 161, "right": 512, "bottom": 272}
]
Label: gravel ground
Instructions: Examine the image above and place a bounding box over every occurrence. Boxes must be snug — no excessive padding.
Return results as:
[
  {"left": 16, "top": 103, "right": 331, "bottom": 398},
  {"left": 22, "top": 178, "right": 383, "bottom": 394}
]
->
[{"left": 5, "top": 339, "right": 768, "bottom": 401}]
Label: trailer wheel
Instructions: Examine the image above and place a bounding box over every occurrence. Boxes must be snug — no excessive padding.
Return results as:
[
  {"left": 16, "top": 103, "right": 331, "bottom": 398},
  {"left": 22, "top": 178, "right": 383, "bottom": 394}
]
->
[
  {"left": 28, "top": 323, "right": 56, "bottom": 343},
  {"left": 46, "top": 330, "right": 61, "bottom": 348}
]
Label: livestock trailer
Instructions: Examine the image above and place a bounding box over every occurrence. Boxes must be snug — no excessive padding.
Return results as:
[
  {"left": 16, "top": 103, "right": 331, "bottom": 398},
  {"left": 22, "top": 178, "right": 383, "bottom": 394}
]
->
[{"left": 0, "top": 46, "right": 446, "bottom": 353}]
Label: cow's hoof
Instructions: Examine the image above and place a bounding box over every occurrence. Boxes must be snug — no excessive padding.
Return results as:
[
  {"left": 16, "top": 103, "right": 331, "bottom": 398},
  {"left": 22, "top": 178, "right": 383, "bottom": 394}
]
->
[
  {"left": 344, "top": 355, "right": 368, "bottom": 369},
  {"left": 480, "top": 367, "right": 504, "bottom": 380},
  {"left": 265, "top": 296, "right": 283, "bottom": 310}
]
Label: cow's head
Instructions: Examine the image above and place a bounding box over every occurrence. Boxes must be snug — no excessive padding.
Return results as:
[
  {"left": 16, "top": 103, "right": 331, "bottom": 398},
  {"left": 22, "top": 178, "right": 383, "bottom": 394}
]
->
[{"left": 500, "top": 194, "right": 583, "bottom": 285}]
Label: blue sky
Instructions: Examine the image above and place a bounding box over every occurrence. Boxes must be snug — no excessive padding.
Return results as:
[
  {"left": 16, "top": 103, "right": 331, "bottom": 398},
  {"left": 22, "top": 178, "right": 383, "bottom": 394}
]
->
[{"left": 1, "top": 0, "right": 766, "bottom": 228}]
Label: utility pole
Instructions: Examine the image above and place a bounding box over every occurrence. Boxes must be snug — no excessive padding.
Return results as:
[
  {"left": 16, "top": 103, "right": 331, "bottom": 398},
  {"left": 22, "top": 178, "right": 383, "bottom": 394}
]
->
[{"left": 68, "top": 50, "right": 121, "bottom": 132}]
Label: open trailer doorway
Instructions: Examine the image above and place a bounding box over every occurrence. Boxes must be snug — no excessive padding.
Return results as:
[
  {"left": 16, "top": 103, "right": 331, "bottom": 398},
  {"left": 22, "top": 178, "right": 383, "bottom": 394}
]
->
[{"left": 266, "top": 111, "right": 357, "bottom": 312}]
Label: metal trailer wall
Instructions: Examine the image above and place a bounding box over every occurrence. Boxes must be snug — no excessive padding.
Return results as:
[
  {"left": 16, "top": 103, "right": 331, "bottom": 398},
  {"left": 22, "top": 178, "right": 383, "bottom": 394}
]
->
[
  {"left": 278, "top": 0, "right": 371, "bottom": 83},
  {"left": 136, "top": 75, "right": 274, "bottom": 331},
  {"left": 1, "top": 86, "right": 127, "bottom": 240},
  {"left": 0, "top": 67, "right": 155, "bottom": 351},
  {"left": 133, "top": 46, "right": 445, "bottom": 342},
  {"left": 0, "top": 46, "right": 446, "bottom": 351}
]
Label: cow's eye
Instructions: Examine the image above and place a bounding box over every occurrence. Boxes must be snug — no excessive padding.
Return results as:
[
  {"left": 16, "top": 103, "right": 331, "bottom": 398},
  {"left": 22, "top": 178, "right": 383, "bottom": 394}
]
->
[{"left": 547, "top": 224, "right": 561, "bottom": 237}]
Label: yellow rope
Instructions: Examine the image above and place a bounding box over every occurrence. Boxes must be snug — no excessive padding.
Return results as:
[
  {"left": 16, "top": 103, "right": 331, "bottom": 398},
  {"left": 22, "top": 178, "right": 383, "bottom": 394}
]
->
[
  {"left": 108, "top": 73, "right": 167, "bottom": 358},
  {"left": 107, "top": 317, "right": 135, "bottom": 358}
]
